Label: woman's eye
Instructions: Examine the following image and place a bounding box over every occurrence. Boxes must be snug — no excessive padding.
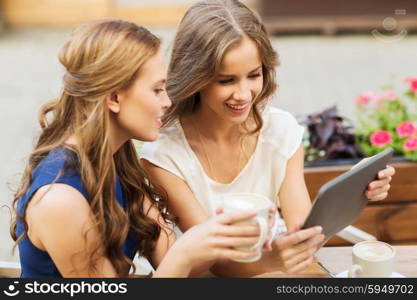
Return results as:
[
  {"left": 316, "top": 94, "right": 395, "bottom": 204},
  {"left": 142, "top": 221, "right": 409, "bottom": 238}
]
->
[
  {"left": 218, "top": 78, "right": 233, "bottom": 84},
  {"left": 249, "top": 73, "right": 261, "bottom": 79},
  {"left": 154, "top": 88, "right": 165, "bottom": 94}
]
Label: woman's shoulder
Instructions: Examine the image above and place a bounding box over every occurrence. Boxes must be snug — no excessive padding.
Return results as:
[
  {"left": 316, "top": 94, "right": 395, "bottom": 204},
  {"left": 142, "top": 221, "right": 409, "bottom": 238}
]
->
[{"left": 28, "top": 182, "right": 90, "bottom": 224}]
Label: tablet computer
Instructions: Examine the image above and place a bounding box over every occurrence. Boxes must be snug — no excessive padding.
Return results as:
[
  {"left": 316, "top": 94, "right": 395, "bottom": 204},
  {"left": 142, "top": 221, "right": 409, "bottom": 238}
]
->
[{"left": 302, "top": 147, "right": 394, "bottom": 241}]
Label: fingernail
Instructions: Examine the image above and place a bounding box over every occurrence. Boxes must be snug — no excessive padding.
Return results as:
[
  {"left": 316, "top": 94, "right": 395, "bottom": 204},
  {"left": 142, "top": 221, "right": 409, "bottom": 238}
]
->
[
  {"left": 316, "top": 226, "right": 322, "bottom": 232},
  {"left": 379, "top": 172, "right": 384, "bottom": 177}
]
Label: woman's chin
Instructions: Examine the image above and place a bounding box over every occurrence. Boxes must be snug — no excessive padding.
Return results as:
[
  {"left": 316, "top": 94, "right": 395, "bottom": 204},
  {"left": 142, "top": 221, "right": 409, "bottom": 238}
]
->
[
  {"left": 134, "top": 131, "right": 159, "bottom": 143},
  {"left": 224, "top": 110, "right": 252, "bottom": 124}
]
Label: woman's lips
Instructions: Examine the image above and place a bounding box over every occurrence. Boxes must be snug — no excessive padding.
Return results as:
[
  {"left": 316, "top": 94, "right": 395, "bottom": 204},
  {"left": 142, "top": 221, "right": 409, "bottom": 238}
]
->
[
  {"left": 155, "top": 118, "right": 162, "bottom": 127},
  {"left": 225, "top": 102, "right": 250, "bottom": 114}
]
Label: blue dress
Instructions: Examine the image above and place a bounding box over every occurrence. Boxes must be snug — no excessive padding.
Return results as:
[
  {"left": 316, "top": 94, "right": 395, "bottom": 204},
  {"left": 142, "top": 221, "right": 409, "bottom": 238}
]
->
[{"left": 16, "top": 147, "right": 139, "bottom": 277}]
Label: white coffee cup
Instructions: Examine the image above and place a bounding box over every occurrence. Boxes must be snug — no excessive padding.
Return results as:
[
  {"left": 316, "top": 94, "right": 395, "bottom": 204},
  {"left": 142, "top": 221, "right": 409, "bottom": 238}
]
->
[
  {"left": 218, "top": 193, "right": 270, "bottom": 263},
  {"left": 348, "top": 241, "right": 395, "bottom": 278}
]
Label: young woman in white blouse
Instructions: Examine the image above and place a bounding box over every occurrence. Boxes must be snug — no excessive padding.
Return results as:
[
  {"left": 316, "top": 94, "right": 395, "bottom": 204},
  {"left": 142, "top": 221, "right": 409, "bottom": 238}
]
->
[{"left": 141, "top": 0, "right": 395, "bottom": 277}]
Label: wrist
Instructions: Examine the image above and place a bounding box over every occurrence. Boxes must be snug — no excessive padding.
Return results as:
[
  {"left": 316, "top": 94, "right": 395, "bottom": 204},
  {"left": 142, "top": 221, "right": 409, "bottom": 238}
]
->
[{"left": 164, "top": 243, "right": 193, "bottom": 276}]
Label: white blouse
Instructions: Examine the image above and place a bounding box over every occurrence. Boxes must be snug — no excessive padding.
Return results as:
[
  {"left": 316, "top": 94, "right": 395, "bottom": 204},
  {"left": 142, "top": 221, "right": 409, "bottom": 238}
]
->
[{"left": 141, "top": 106, "right": 304, "bottom": 232}]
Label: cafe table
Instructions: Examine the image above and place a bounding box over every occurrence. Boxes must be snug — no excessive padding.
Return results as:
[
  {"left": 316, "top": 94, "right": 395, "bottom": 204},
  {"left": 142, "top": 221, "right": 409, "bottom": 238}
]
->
[
  {"left": 254, "top": 245, "right": 417, "bottom": 278},
  {"left": 4, "top": 246, "right": 414, "bottom": 278}
]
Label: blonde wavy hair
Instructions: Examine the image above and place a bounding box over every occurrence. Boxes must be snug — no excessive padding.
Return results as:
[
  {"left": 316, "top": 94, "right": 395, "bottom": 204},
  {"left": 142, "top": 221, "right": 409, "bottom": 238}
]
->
[
  {"left": 163, "top": 0, "right": 279, "bottom": 135},
  {"left": 10, "top": 19, "right": 173, "bottom": 277}
]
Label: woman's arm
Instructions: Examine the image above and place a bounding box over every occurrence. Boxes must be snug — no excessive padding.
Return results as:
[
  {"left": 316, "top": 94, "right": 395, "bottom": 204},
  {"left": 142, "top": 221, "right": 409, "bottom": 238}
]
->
[
  {"left": 141, "top": 196, "right": 176, "bottom": 269},
  {"left": 141, "top": 195, "right": 195, "bottom": 277},
  {"left": 141, "top": 160, "right": 210, "bottom": 230},
  {"left": 257, "top": 145, "right": 322, "bottom": 274},
  {"left": 278, "top": 145, "right": 312, "bottom": 231},
  {"left": 26, "top": 183, "right": 118, "bottom": 277}
]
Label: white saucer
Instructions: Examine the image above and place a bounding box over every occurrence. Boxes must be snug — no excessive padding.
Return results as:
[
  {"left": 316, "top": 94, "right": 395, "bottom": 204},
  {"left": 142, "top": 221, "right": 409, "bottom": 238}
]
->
[{"left": 336, "top": 270, "right": 405, "bottom": 278}]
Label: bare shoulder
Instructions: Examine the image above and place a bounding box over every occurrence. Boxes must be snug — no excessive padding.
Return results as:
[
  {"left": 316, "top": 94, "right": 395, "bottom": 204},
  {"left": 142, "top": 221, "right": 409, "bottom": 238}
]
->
[
  {"left": 28, "top": 183, "right": 89, "bottom": 212},
  {"left": 26, "top": 183, "right": 91, "bottom": 230}
]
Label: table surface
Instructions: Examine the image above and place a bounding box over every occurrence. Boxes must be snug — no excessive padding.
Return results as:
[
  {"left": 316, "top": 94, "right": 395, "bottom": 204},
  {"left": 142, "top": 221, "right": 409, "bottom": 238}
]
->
[{"left": 255, "top": 246, "right": 417, "bottom": 278}]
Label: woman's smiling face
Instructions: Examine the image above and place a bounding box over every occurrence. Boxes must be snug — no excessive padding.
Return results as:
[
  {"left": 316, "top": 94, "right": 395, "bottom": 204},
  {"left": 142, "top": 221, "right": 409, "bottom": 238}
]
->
[{"left": 199, "top": 36, "right": 263, "bottom": 124}]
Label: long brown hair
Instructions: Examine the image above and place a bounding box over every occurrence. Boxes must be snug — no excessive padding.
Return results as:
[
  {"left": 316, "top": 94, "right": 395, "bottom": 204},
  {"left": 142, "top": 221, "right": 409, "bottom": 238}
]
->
[
  {"left": 10, "top": 19, "right": 173, "bottom": 277},
  {"left": 163, "top": 0, "right": 279, "bottom": 135}
]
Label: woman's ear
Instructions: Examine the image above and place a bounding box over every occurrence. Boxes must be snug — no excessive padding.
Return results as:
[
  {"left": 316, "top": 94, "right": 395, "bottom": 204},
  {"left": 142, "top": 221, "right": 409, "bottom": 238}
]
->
[{"left": 106, "top": 92, "right": 120, "bottom": 113}]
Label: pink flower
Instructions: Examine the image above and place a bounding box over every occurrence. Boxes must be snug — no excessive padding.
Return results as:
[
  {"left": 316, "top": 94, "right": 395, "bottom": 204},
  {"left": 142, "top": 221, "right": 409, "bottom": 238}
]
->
[
  {"left": 396, "top": 121, "right": 417, "bottom": 138},
  {"left": 370, "top": 130, "right": 392, "bottom": 147},
  {"left": 374, "top": 90, "right": 397, "bottom": 104},
  {"left": 384, "top": 90, "right": 397, "bottom": 100},
  {"left": 406, "top": 77, "right": 417, "bottom": 93},
  {"left": 264, "top": 97, "right": 272, "bottom": 105},
  {"left": 355, "top": 91, "right": 374, "bottom": 106},
  {"left": 404, "top": 136, "right": 417, "bottom": 151}
]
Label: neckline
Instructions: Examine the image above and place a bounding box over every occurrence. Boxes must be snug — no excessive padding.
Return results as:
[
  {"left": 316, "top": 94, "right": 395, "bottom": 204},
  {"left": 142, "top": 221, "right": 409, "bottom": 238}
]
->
[{"left": 176, "top": 112, "right": 268, "bottom": 186}]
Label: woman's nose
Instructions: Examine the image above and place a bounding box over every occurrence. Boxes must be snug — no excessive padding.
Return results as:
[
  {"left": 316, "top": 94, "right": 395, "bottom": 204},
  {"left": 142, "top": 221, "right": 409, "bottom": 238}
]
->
[
  {"left": 233, "top": 82, "right": 251, "bottom": 101},
  {"left": 162, "top": 92, "right": 172, "bottom": 109}
]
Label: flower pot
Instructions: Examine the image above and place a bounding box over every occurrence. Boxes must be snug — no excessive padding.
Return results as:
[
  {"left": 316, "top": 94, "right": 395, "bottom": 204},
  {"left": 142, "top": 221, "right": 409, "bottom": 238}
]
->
[{"left": 304, "top": 155, "right": 412, "bottom": 168}]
